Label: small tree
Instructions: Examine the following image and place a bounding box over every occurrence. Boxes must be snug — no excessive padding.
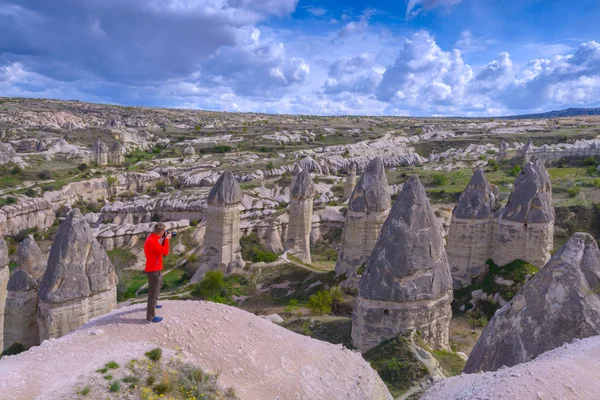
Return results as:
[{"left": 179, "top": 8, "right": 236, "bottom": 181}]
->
[
  {"left": 283, "top": 299, "right": 300, "bottom": 319},
  {"left": 307, "top": 290, "right": 333, "bottom": 316}
]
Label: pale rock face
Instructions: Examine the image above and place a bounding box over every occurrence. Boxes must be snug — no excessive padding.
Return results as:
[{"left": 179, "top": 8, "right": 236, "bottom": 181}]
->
[
  {"left": 0, "top": 197, "right": 56, "bottom": 236},
  {"left": 343, "top": 164, "right": 357, "bottom": 201},
  {"left": 299, "top": 155, "right": 322, "bottom": 175},
  {"left": 183, "top": 146, "right": 195, "bottom": 156},
  {"left": 37, "top": 209, "right": 117, "bottom": 341},
  {"left": 464, "top": 232, "right": 600, "bottom": 373},
  {"left": 353, "top": 176, "right": 453, "bottom": 352},
  {"left": 192, "top": 171, "right": 244, "bottom": 280},
  {"left": 4, "top": 237, "right": 47, "bottom": 350},
  {"left": 336, "top": 157, "right": 391, "bottom": 279},
  {"left": 285, "top": 170, "right": 315, "bottom": 264},
  {"left": 290, "top": 163, "right": 303, "bottom": 189},
  {"left": 90, "top": 139, "right": 108, "bottom": 165},
  {"left": 446, "top": 169, "right": 498, "bottom": 289},
  {"left": 0, "top": 238, "right": 9, "bottom": 351},
  {"left": 0, "top": 142, "right": 17, "bottom": 164},
  {"left": 492, "top": 159, "right": 554, "bottom": 267},
  {"left": 108, "top": 141, "right": 125, "bottom": 164}
]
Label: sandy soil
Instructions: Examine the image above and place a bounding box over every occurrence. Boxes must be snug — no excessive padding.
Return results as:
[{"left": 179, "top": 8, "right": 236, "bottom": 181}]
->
[
  {"left": 0, "top": 300, "right": 391, "bottom": 400},
  {"left": 422, "top": 335, "right": 600, "bottom": 400}
]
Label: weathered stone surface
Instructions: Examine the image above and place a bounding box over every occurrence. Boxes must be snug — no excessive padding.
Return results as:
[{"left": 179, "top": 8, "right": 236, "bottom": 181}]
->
[
  {"left": 192, "top": 172, "right": 244, "bottom": 280},
  {"left": 4, "top": 270, "right": 40, "bottom": 350},
  {"left": 352, "top": 175, "right": 453, "bottom": 352},
  {"left": 492, "top": 159, "right": 554, "bottom": 267},
  {"left": 0, "top": 142, "right": 16, "bottom": 164},
  {"left": 290, "top": 163, "right": 303, "bottom": 189},
  {"left": 90, "top": 138, "right": 108, "bottom": 165},
  {"left": 446, "top": 169, "right": 497, "bottom": 288},
  {"left": 343, "top": 163, "right": 357, "bottom": 201},
  {"left": 38, "top": 209, "right": 117, "bottom": 340},
  {"left": 108, "top": 141, "right": 125, "bottom": 164},
  {"left": 464, "top": 232, "right": 600, "bottom": 373},
  {"left": 348, "top": 157, "right": 391, "bottom": 213},
  {"left": 0, "top": 197, "right": 55, "bottom": 236},
  {"left": 286, "top": 170, "right": 315, "bottom": 263},
  {"left": 16, "top": 235, "right": 46, "bottom": 279},
  {"left": 183, "top": 146, "right": 195, "bottom": 156},
  {"left": 207, "top": 171, "right": 243, "bottom": 207},
  {"left": 0, "top": 238, "right": 9, "bottom": 351},
  {"left": 336, "top": 157, "right": 391, "bottom": 279}
]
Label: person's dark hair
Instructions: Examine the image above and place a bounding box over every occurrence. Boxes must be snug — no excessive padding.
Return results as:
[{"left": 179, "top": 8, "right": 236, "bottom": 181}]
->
[{"left": 153, "top": 222, "right": 166, "bottom": 234}]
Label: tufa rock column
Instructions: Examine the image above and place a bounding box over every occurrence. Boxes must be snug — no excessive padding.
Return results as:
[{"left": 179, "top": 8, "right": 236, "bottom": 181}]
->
[
  {"left": 37, "top": 209, "right": 118, "bottom": 341},
  {"left": 352, "top": 175, "right": 453, "bottom": 352},
  {"left": 492, "top": 158, "right": 554, "bottom": 267},
  {"left": 285, "top": 170, "right": 315, "bottom": 264},
  {"left": 446, "top": 168, "right": 498, "bottom": 288},
  {"left": 465, "top": 232, "right": 600, "bottom": 373},
  {"left": 108, "top": 141, "right": 125, "bottom": 164},
  {"left": 290, "top": 163, "right": 303, "bottom": 190},
  {"left": 343, "top": 163, "right": 357, "bottom": 202},
  {"left": 4, "top": 236, "right": 47, "bottom": 350},
  {"left": 336, "top": 157, "right": 391, "bottom": 281},
  {"left": 90, "top": 138, "right": 108, "bottom": 165},
  {"left": 193, "top": 171, "right": 245, "bottom": 280},
  {"left": 0, "top": 237, "right": 9, "bottom": 351}
]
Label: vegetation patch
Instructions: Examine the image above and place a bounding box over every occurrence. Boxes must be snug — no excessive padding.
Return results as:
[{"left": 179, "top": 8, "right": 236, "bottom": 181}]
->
[
  {"left": 240, "top": 233, "right": 279, "bottom": 263},
  {"left": 364, "top": 336, "right": 429, "bottom": 397}
]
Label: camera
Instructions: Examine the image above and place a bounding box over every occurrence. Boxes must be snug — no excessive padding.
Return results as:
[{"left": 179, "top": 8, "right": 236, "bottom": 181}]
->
[{"left": 162, "top": 230, "right": 177, "bottom": 238}]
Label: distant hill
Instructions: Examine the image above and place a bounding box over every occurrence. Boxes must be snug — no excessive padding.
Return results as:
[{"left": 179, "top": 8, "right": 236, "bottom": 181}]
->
[{"left": 502, "top": 108, "right": 600, "bottom": 119}]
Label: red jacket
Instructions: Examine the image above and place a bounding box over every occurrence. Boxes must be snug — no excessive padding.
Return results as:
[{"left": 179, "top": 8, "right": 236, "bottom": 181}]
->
[{"left": 144, "top": 233, "right": 169, "bottom": 272}]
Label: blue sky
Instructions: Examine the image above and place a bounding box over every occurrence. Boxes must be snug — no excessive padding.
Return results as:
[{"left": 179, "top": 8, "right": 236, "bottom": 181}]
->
[{"left": 1, "top": 0, "right": 600, "bottom": 116}]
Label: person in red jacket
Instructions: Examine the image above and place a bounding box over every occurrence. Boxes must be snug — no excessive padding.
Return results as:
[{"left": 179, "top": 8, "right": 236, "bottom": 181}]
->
[{"left": 144, "top": 222, "right": 171, "bottom": 322}]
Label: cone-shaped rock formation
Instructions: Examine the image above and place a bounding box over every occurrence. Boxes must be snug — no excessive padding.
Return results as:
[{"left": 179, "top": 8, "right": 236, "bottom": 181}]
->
[
  {"left": 0, "top": 238, "right": 9, "bottom": 351},
  {"left": 90, "top": 139, "right": 108, "bottom": 165},
  {"left": 193, "top": 171, "right": 245, "bottom": 281},
  {"left": 446, "top": 169, "right": 498, "bottom": 288},
  {"left": 492, "top": 158, "right": 554, "bottom": 267},
  {"left": 4, "top": 236, "right": 47, "bottom": 350},
  {"left": 336, "top": 157, "right": 391, "bottom": 280},
  {"left": 343, "top": 163, "right": 357, "bottom": 201},
  {"left": 464, "top": 232, "right": 600, "bottom": 373},
  {"left": 285, "top": 170, "right": 315, "bottom": 263},
  {"left": 108, "top": 141, "right": 125, "bottom": 164},
  {"left": 37, "top": 209, "right": 117, "bottom": 340},
  {"left": 352, "top": 175, "right": 453, "bottom": 351}
]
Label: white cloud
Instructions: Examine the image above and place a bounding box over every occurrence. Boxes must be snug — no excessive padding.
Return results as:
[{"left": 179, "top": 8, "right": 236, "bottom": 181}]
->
[
  {"left": 375, "top": 31, "right": 473, "bottom": 112},
  {"left": 455, "top": 30, "right": 495, "bottom": 54},
  {"left": 406, "top": 0, "right": 464, "bottom": 18},
  {"left": 305, "top": 6, "right": 327, "bottom": 17}
]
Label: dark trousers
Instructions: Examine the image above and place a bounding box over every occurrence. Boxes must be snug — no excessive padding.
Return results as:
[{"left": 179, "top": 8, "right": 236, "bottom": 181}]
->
[{"left": 146, "top": 271, "right": 163, "bottom": 321}]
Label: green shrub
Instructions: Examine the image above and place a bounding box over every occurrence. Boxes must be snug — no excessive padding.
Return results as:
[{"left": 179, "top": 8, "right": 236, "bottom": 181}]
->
[
  {"left": 77, "top": 386, "right": 91, "bottom": 396},
  {"left": 145, "top": 348, "right": 162, "bottom": 362},
  {"left": 583, "top": 156, "right": 598, "bottom": 166},
  {"left": 192, "top": 271, "right": 234, "bottom": 304},
  {"left": 108, "top": 381, "right": 120, "bottom": 392},
  {"left": 103, "top": 374, "right": 113, "bottom": 380},
  {"left": 37, "top": 170, "right": 52, "bottom": 180},
  {"left": 431, "top": 173, "right": 448, "bottom": 186},
  {"left": 587, "top": 165, "right": 597, "bottom": 176},
  {"left": 487, "top": 159, "right": 499, "bottom": 171},
  {"left": 266, "top": 161, "right": 275, "bottom": 170},
  {"left": 77, "top": 163, "right": 88, "bottom": 171},
  {"left": 307, "top": 290, "right": 333, "bottom": 316},
  {"left": 105, "top": 361, "right": 119, "bottom": 369},
  {"left": 240, "top": 233, "right": 278, "bottom": 263},
  {"left": 509, "top": 164, "right": 522, "bottom": 176},
  {"left": 567, "top": 186, "right": 581, "bottom": 197},
  {"left": 283, "top": 299, "right": 300, "bottom": 318}
]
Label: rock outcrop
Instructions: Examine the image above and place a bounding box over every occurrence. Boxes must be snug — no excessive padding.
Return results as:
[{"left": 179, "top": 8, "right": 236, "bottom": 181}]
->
[
  {"left": 192, "top": 171, "right": 244, "bottom": 280},
  {"left": 0, "top": 238, "right": 9, "bottom": 351},
  {"left": 492, "top": 158, "right": 554, "bottom": 267},
  {"left": 0, "top": 142, "right": 17, "bottom": 164},
  {"left": 290, "top": 163, "right": 303, "bottom": 189},
  {"left": 285, "top": 170, "right": 315, "bottom": 263},
  {"left": 446, "top": 169, "right": 498, "bottom": 288},
  {"left": 336, "top": 157, "right": 391, "bottom": 280},
  {"left": 0, "top": 301, "right": 393, "bottom": 400},
  {"left": 90, "top": 138, "right": 108, "bottom": 165},
  {"left": 37, "top": 209, "right": 118, "bottom": 341},
  {"left": 0, "top": 197, "right": 56, "bottom": 236},
  {"left": 183, "top": 146, "right": 195, "bottom": 156},
  {"left": 4, "top": 237, "right": 47, "bottom": 350},
  {"left": 108, "top": 141, "right": 125, "bottom": 164},
  {"left": 352, "top": 175, "right": 453, "bottom": 352},
  {"left": 424, "top": 334, "right": 600, "bottom": 400},
  {"left": 343, "top": 163, "right": 357, "bottom": 201},
  {"left": 464, "top": 232, "right": 600, "bottom": 373}
]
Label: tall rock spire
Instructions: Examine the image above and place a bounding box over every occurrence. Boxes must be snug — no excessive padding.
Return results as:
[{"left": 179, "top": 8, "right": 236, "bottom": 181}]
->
[
  {"left": 192, "top": 171, "right": 245, "bottom": 281},
  {"left": 90, "top": 138, "right": 108, "bottom": 165},
  {"left": 336, "top": 157, "right": 391, "bottom": 281},
  {"left": 492, "top": 158, "right": 554, "bottom": 267},
  {"left": 342, "top": 163, "right": 357, "bottom": 202},
  {"left": 4, "top": 236, "right": 47, "bottom": 350},
  {"left": 352, "top": 175, "right": 453, "bottom": 351},
  {"left": 37, "top": 209, "right": 117, "bottom": 340},
  {"left": 446, "top": 168, "right": 498, "bottom": 288},
  {"left": 285, "top": 169, "right": 315, "bottom": 263}
]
